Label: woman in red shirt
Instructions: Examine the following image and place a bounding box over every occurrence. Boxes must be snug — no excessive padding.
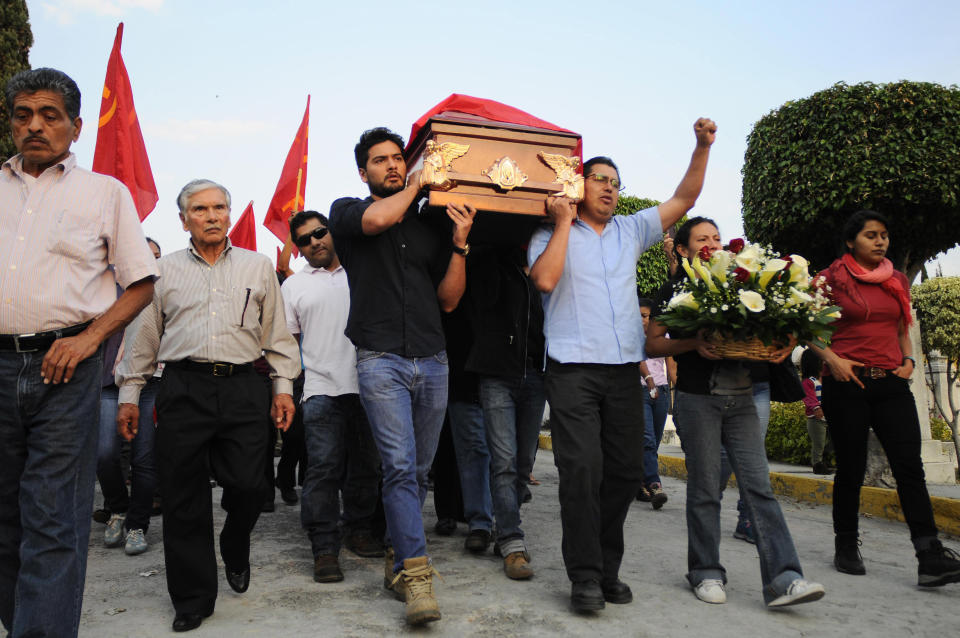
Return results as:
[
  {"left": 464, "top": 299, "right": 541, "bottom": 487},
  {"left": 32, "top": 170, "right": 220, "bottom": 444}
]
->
[{"left": 814, "top": 210, "right": 960, "bottom": 587}]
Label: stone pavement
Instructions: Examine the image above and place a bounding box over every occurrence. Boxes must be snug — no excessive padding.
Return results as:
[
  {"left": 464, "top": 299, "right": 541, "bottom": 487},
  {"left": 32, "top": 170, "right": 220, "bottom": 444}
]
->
[{"left": 79, "top": 450, "right": 960, "bottom": 638}]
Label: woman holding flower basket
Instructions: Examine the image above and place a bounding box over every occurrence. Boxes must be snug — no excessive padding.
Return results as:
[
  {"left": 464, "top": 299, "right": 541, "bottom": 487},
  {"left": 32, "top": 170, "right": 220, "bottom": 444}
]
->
[
  {"left": 647, "top": 217, "right": 827, "bottom": 608},
  {"left": 811, "top": 210, "right": 960, "bottom": 587}
]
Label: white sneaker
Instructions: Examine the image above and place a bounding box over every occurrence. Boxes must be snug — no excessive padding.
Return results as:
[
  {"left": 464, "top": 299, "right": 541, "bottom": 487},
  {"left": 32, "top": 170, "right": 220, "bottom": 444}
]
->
[
  {"left": 104, "top": 513, "right": 126, "bottom": 548},
  {"left": 124, "top": 528, "right": 148, "bottom": 555},
  {"left": 694, "top": 578, "right": 727, "bottom": 604},
  {"left": 767, "top": 578, "right": 825, "bottom": 608}
]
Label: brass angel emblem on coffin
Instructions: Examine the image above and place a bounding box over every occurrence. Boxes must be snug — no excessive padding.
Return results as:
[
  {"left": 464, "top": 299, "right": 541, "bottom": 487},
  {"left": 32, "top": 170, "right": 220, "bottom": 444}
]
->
[
  {"left": 419, "top": 140, "right": 470, "bottom": 191},
  {"left": 538, "top": 152, "right": 584, "bottom": 201}
]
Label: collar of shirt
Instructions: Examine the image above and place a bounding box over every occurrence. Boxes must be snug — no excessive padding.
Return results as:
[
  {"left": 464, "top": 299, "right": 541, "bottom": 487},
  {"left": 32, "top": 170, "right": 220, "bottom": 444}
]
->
[
  {"left": 2, "top": 152, "right": 77, "bottom": 181},
  {"left": 302, "top": 264, "right": 344, "bottom": 276},
  {"left": 187, "top": 237, "right": 233, "bottom": 265}
]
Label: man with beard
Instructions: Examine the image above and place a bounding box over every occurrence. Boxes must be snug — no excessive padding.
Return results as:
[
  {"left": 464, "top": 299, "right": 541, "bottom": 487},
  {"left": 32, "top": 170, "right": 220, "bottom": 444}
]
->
[
  {"left": 328, "top": 127, "right": 475, "bottom": 626},
  {"left": 281, "top": 210, "right": 382, "bottom": 584}
]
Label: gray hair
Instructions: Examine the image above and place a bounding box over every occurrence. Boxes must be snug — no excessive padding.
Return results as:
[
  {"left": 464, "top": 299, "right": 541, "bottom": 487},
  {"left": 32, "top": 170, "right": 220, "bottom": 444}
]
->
[
  {"left": 176, "top": 179, "right": 232, "bottom": 213},
  {"left": 5, "top": 68, "right": 82, "bottom": 121}
]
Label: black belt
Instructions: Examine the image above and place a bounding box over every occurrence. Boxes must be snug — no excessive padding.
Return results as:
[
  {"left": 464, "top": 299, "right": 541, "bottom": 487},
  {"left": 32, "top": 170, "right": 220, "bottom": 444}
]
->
[
  {"left": 858, "top": 366, "right": 891, "bottom": 379},
  {"left": 167, "top": 360, "right": 254, "bottom": 377},
  {"left": 0, "top": 322, "right": 91, "bottom": 353}
]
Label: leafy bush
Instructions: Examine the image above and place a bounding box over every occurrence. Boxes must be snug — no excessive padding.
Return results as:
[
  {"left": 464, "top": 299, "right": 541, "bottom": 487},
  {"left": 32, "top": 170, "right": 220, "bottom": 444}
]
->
[
  {"left": 930, "top": 416, "right": 954, "bottom": 443},
  {"left": 764, "top": 402, "right": 810, "bottom": 465},
  {"left": 742, "top": 81, "right": 960, "bottom": 281},
  {"left": 614, "top": 194, "right": 671, "bottom": 298}
]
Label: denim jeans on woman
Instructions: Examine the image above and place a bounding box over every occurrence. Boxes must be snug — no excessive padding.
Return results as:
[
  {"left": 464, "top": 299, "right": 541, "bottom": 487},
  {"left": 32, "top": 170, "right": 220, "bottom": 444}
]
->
[
  {"left": 676, "top": 390, "right": 805, "bottom": 603},
  {"left": 0, "top": 346, "right": 103, "bottom": 638},
  {"left": 479, "top": 370, "right": 546, "bottom": 554},
  {"left": 356, "top": 349, "right": 448, "bottom": 572},
  {"left": 97, "top": 379, "right": 159, "bottom": 532}
]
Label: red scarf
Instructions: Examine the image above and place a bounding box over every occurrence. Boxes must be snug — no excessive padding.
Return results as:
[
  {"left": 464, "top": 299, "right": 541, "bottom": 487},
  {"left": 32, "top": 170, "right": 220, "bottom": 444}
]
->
[{"left": 831, "top": 253, "right": 912, "bottom": 326}]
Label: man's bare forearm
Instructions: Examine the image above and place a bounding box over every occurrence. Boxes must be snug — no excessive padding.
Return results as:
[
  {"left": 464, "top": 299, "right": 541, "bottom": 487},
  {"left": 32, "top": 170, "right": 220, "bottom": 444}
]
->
[{"left": 84, "top": 277, "right": 155, "bottom": 345}]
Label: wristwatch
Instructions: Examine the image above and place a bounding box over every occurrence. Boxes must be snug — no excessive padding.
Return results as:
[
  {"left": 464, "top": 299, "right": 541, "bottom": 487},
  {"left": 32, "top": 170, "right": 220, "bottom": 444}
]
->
[{"left": 452, "top": 243, "right": 470, "bottom": 257}]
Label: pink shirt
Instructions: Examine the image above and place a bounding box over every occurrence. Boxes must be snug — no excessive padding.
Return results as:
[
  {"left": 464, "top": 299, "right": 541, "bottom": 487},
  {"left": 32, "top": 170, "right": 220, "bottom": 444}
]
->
[{"left": 0, "top": 153, "right": 158, "bottom": 333}]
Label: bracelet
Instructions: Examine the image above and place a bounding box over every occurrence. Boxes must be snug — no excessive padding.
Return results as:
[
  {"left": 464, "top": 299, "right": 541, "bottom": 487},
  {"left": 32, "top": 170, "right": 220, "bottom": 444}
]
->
[
  {"left": 644, "top": 375, "right": 654, "bottom": 381},
  {"left": 902, "top": 355, "right": 916, "bottom": 366}
]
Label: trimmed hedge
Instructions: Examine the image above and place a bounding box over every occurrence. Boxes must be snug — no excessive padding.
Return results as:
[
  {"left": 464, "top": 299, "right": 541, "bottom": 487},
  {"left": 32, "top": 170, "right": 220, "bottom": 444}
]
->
[{"left": 765, "top": 401, "right": 834, "bottom": 466}]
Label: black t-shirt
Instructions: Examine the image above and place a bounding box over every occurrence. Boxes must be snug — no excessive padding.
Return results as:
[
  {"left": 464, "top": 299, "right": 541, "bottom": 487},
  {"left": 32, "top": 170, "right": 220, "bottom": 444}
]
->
[
  {"left": 328, "top": 196, "right": 451, "bottom": 357},
  {"left": 652, "top": 274, "right": 765, "bottom": 395}
]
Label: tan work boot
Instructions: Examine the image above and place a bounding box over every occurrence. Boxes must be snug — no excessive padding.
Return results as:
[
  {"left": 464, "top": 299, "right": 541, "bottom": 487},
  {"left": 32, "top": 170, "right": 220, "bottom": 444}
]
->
[
  {"left": 390, "top": 556, "right": 441, "bottom": 625},
  {"left": 503, "top": 551, "right": 534, "bottom": 580},
  {"left": 384, "top": 547, "right": 405, "bottom": 600}
]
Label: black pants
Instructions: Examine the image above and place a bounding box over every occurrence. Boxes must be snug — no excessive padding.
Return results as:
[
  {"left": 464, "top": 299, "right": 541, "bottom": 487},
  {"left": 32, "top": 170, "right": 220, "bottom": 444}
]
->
[
  {"left": 821, "top": 374, "right": 938, "bottom": 544},
  {"left": 545, "top": 360, "right": 644, "bottom": 583},
  {"left": 276, "top": 375, "right": 306, "bottom": 490},
  {"left": 156, "top": 365, "right": 269, "bottom": 615},
  {"left": 432, "top": 414, "right": 465, "bottom": 522}
]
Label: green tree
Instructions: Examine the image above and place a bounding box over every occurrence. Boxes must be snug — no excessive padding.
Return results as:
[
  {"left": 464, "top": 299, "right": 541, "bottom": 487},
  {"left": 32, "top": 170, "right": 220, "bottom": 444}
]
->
[
  {"left": 742, "top": 81, "right": 960, "bottom": 282},
  {"left": 913, "top": 276, "right": 960, "bottom": 459},
  {"left": 0, "top": 0, "right": 32, "bottom": 163},
  {"left": 614, "top": 194, "right": 676, "bottom": 298}
]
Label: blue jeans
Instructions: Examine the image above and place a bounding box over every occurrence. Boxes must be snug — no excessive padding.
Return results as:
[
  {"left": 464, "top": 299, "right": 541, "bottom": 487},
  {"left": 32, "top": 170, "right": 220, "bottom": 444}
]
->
[
  {"left": 676, "top": 391, "right": 803, "bottom": 603},
  {"left": 720, "top": 382, "right": 771, "bottom": 521},
  {"left": 356, "top": 349, "right": 448, "bottom": 571},
  {"left": 479, "top": 371, "right": 546, "bottom": 551},
  {"left": 300, "top": 393, "right": 381, "bottom": 557},
  {"left": 97, "top": 380, "right": 158, "bottom": 532},
  {"left": 447, "top": 401, "right": 493, "bottom": 532},
  {"left": 642, "top": 385, "right": 670, "bottom": 486},
  {"left": 0, "top": 346, "right": 103, "bottom": 637}
]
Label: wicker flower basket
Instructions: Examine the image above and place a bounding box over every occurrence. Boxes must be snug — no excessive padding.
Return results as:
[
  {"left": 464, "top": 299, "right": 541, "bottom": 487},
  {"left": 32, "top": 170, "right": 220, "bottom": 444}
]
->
[{"left": 705, "top": 334, "right": 791, "bottom": 361}]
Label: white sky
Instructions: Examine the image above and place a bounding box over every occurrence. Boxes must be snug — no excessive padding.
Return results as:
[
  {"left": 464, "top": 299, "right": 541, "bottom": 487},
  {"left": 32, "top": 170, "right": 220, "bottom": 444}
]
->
[{"left": 24, "top": 0, "right": 960, "bottom": 277}]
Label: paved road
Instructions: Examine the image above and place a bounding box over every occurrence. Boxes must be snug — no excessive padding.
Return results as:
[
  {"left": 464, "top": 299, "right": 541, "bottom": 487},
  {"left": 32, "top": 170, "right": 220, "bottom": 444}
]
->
[{"left": 79, "top": 450, "right": 960, "bottom": 637}]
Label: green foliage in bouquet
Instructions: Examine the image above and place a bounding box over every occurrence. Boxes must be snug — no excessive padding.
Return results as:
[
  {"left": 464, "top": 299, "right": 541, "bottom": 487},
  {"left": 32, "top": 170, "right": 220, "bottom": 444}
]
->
[{"left": 655, "top": 241, "right": 840, "bottom": 347}]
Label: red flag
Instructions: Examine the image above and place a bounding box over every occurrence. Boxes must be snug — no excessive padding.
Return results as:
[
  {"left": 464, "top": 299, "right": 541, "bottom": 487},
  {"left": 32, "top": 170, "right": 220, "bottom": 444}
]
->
[
  {"left": 228, "top": 201, "right": 257, "bottom": 251},
  {"left": 92, "top": 23, "right": 158, "bottom": 221},
  {"left": 263, "top": 96, "right": 309, "bottom": 250}
]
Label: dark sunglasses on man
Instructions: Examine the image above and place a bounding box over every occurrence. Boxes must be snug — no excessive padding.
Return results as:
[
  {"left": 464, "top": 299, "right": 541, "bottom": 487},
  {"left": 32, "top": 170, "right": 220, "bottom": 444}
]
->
[{"left": 294, "top": 227, "right": 328, "bottom": 248}]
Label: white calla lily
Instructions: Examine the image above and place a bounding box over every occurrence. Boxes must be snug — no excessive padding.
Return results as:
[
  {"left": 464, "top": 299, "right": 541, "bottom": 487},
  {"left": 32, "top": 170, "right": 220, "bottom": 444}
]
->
[
  {"left": 785, "top": 287, "right": 814, "bottom": 307},
  {"left": 738, "top": 289, "right": 766, "bottom": 313},
  {"left": 758, "top": 258, "right": 789, "bottom": 289},
  {"left": 708, "top": 250, "right": 732, "bottom": 283},
  {"left": 734, "top": 244, "right": 762, "bottom": 273},
  {"left": 668, "top": 291, "right": 699, "bottom": 311}
]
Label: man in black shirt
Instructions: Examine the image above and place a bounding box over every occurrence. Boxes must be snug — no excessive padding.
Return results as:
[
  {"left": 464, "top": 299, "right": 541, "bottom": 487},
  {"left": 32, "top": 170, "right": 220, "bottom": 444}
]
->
[{"left": 328, "top": 127, "right": 475, "bottom": 626}]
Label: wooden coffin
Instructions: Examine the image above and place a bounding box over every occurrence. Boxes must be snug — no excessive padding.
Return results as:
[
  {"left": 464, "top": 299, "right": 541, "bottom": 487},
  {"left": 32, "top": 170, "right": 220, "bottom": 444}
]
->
[{"left": 405, "top": 112, "right": 582, "bottom": 218}]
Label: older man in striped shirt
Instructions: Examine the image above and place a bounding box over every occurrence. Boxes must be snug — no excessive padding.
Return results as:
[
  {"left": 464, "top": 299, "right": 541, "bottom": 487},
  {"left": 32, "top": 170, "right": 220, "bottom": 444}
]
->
[
  {"left": 116, "top": 179, "right": 301, "bottom": 633},
  {"left": 0, "top": 68, "right": 159, "bottom": 638}
]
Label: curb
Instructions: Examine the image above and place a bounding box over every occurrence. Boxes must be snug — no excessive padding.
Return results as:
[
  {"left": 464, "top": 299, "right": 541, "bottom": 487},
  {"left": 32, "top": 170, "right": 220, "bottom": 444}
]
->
[{"left": 538, "top": 433, "right": 960, "bottom": 536}]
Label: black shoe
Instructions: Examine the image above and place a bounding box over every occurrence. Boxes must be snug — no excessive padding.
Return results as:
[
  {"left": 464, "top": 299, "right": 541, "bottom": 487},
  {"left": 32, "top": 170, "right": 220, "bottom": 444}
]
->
[
  {"left": 434, "top": 518, "right": 457, "bottom": 536},
  {"left": 464, "top": 529, "right": 491, "bottom": 554},
  {"left": 92, "top": 508, "right": 111, "bottom": 524},
  {"left": 345, "top": 530, "right": 385, "bottom": 558},
  {"left": 172, "top": 609, "right": 212, "bottom": 633},
  {"left": 313, "top": 555, "right": 344, "bottom": 583},
  {"left": 261, "top": 500, "right": 275, "bottom": 513},
  {"left": 279, "top": 488, "right": 298, "bottom": 505},
  {"left": 226, "top": 565, "right": 250, "bottom": 593},
  {"left": 601, "top": 579, "right": 633, "bottom": 604},
  {"left": 571, "top": 579, "right": 605, "bottom": 612},
  {"left": 812, "top": 462, "right": 830, "bottom": 475},
  {"left": 834, "top": 535, "right": 866, "bottom": 575},
  {"left": 917, "top": 539, "right": 960, "bottom": 587}
]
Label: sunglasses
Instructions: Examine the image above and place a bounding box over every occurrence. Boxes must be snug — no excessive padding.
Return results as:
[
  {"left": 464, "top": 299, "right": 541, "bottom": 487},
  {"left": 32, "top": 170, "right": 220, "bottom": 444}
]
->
[
  {"left": 586, "top": 173, "right": 625, "bottom": 191},
  {"left": 294, "top": 226, "right": 328, "bottom": 248}
]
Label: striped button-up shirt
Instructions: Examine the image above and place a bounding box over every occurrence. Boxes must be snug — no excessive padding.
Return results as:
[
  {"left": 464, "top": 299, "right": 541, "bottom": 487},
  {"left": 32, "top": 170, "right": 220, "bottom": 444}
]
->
[
  {"left": 116, "top": 239, "right": 300, "bottom": 404},
  {"left": 0, "top": 153, "right": 159, "bottom": 333}
]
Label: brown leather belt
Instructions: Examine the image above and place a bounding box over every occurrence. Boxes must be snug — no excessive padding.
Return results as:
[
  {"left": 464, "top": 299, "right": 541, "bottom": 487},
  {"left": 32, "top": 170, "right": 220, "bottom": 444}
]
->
[
  {"left": 0, "top": 322, "right": 91, "bottom": 353},
  {"left": 858, "top": 367, "right": 889, "bottom": 379}
]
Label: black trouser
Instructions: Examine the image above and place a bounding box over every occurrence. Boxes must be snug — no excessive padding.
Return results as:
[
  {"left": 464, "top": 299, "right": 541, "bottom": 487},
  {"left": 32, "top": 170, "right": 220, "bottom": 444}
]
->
[
  {"left": 276, "top": 375, "right": 306, "bottom": 490},
  {"left": 431, "top": 415, "right": 465, "bottom": 522},
  {"left": 156, "top": 365, "right": 269, "bottom": 615},
  {"left": 821, "top": 374, "right": 938, "bottom": 545},
  {"left": 545, "top": 360, "right": 645, "bottom": 583}
]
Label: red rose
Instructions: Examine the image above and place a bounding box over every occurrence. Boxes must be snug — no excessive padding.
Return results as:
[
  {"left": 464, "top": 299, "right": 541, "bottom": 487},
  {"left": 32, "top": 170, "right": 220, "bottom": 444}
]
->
[
  {"left": 727, "top": 238, "right": 745, "bottom": 254},
  {"left": 781, "top": 255, "right": 793, "bottom": 269},
  {"left": 698, "top": 246, "right": 713, "bottom": 261},
  {"left": 733, "top": 267, "right": 751, "bottom": 282}
]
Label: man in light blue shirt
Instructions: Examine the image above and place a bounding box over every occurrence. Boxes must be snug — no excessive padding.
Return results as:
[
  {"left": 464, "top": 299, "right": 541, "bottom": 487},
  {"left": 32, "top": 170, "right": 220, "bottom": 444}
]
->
[{"left": 528, "top": 118, "right": 717, "bottom": 613}]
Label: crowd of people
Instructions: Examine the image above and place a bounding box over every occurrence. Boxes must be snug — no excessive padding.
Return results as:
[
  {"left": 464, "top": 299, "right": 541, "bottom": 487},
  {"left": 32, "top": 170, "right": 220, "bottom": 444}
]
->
[{"left": 2, "top": 67, "right": 960, "bottom": 637}]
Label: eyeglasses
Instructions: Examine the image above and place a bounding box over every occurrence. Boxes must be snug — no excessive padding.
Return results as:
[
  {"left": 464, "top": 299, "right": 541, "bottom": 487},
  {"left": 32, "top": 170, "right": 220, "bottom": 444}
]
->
[
  {"left": 294, "top": 227, "right": 328, "bottom": 248},
  {"left": 586, "top": 173, "right": 624, "bottom": 192}
]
